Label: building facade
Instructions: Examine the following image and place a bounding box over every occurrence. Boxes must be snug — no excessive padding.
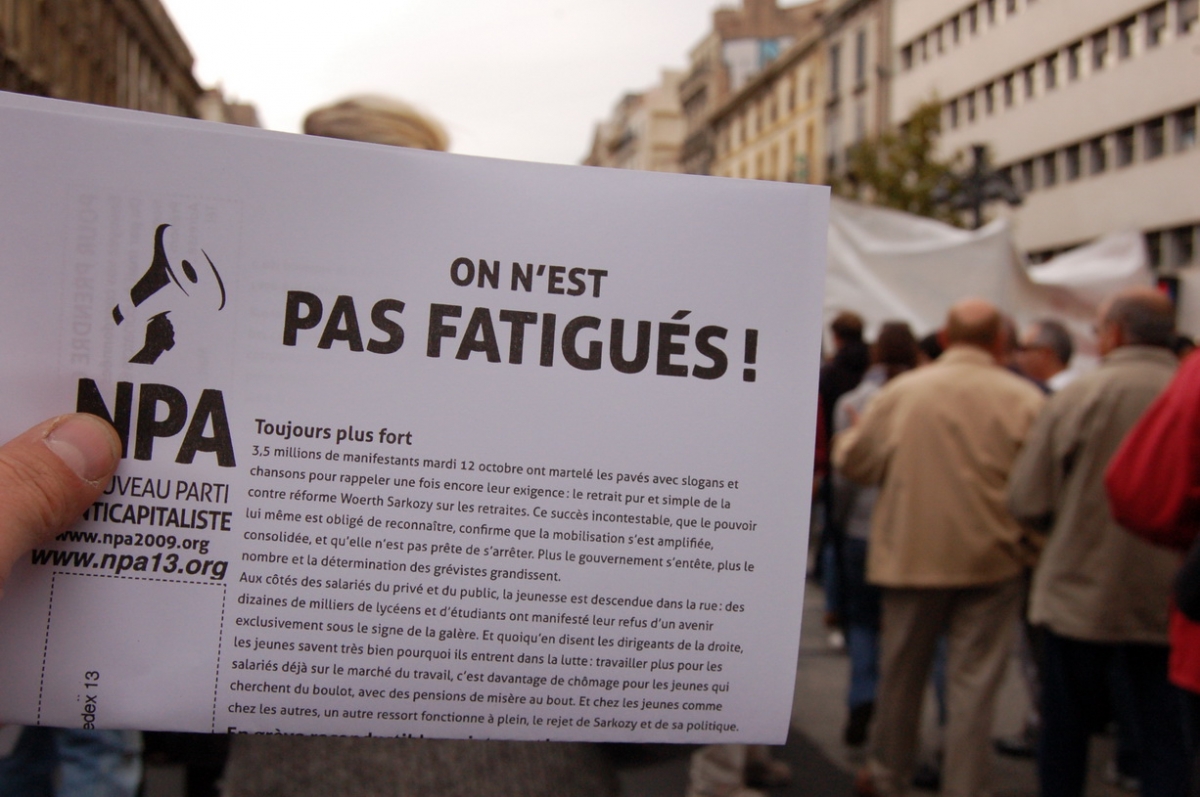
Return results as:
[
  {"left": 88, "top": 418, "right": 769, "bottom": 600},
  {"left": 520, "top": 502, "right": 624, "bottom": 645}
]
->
[
  {"left": 710, "top": 26, "right": 826, "bottom": 182},
  {"left": 583, "top": 70, "right": 686, "bottom": 172},
  {"left": 678, "top": 0, "right": 826, "bottom": 175},
  {"left": 0, "top": 0, "right": 203, "bottom": 117},
  {"left": 891, "top": 0, "right": 1200, "bottom": 267},
  {"left": 822, "top": 0, "right": 893, "bottom": 180}
]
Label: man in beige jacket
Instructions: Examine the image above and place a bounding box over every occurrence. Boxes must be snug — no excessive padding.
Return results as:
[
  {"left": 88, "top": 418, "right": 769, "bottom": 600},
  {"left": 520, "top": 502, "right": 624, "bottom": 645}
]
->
[{"left": 834, "top": 298, "right": 1045, "bottom": 797}]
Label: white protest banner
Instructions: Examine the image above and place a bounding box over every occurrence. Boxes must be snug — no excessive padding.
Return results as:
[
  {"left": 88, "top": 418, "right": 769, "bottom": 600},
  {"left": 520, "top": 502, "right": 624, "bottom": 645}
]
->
[{"left": 0, "top": 92, "right": 827, "bottom": 743}]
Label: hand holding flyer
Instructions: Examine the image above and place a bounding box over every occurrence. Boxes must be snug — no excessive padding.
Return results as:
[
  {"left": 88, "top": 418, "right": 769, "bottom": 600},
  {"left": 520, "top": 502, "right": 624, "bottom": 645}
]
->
[
  {"left": 0, "top": 414, "right": 123, "bottom": 593},
  {"left": 0, "top": 92, "right": 828, "bottom": 743}
]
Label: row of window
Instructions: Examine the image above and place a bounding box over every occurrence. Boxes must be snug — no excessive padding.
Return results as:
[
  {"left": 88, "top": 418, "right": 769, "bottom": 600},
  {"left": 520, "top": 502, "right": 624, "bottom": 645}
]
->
[
  {"left": 901, "top": 0, "right": 1035, "bottom": 72},
  {"left": 902, "top": 0, "right": 1198, "bottom": 75},
  {"left": 715, "top": 65, "right": 818, "bottom": 157},
  {"left": 943, "top": 0, "right": 1196, "bottom": 131},
  {"left": 719, "top": 125, "right": 817, "bottom": 183},
  {"left": 1146, "top": 223, "right": 1199, "bottom": 269},
  {"left": 998, "top": 105, "right": 1197, "bottom": 195},
  {"left": 1026, "top": 223, "right": 1196, "bottom": 270}
]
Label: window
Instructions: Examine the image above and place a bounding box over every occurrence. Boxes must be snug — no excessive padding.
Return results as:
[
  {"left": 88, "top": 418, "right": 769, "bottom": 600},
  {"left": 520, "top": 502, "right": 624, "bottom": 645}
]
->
[
  {"left": 1181, "top": 0, "right": 1199, "bottom": 34},
  {"left": 1024, "top": 65, "right": 1036, "bottom": 98},
  {"left": 986, "top": 0, "right": 997, "bottom": 24},
  {"left": 1147, "top": 231, "right": 1163, "bottom": 269},
  {"left": 1043, "top": 153, "right": 1058, "bottom": 187},
  {"left": 1092, "top": 31, "right": 1109, "bottom": 70},
  {"left": 1007, "top": 0, "right": 1018, "bottom": 13},
  {"left": 827, "top": 116, "right": 841, "bottom": 173},
  {"left": 1067, "top": 43, "right": 1081, "bottom": 80},
  {"left": 1147, "top": 4, "right": 1167, "bottom": 47},
  {"left": 1065, "top": 145, "right": 1081, "bottom": 180},
  {"left": 855, "top": 29, "right": 868, "bottom": 87},
  {"left": 901, "top": 44, "right": 913, "bottom": 71},
  {"left": 985, "top": 83, "right": 995, "bottom": 114},
  {"left": 1045, "top": 54, "right": 1058, "bottom": 90},
  {"left": 966, "top": 92, "right": 976, "bottom": 122},
  {"left": 1003, "top": 74, "right": 1015, "bottom": 107},
  {"left": 934, "top": 26, "right": 944, "bottom": 54},
  {"left": 1020, "top": 160, "right": 1036, "bottom": 192},
  {"left": 1118, "top": 17, "right": 1136, "bottom": 59},
  {"left": 947, "top": 99, "right": 960, "bottom": 129},
  {"left": 1173, "top": 226, "right": 1196, "bottom": 265},
  {"left": 1116, "top": 127, "right": 1136, "bottom": 165},
  {"left": 951, "top": 16, "right": 961, "bottom": 43},
  {"left": 968, "top": 5, "right": 979, "bottom": 33},
  {"left": 1090, "top": 137, "right": 1108, "bottom": 173},
  {"left": 1178, "top": 107, "right": 1198, "bottom": 150},
  {"left": 1145, "top": 118, "right": 1166, "bottom": 159},
  {"left": 829, "top": 43, "right": 842, "bottom": 96},
  {"left": 918, "top": 35, "right": 928, "bottom": 62}
]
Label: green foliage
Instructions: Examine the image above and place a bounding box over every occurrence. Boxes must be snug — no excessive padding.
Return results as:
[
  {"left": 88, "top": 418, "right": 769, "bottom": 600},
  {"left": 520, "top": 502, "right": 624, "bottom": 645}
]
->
[{"left": 833, "top": 100, "right": 964, "bottom": 226}]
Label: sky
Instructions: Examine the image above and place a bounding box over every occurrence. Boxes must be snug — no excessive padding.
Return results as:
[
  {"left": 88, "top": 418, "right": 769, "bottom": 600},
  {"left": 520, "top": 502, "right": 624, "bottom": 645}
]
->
[{"left": 158, "top": 0, "right": 733, "bottom": 166}]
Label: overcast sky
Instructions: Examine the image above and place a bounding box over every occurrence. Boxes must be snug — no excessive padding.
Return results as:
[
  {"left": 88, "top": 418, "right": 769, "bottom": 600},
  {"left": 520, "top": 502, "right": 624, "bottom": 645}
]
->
[{"left": 159, "top": 0, "right": 736, "bottom": 165}]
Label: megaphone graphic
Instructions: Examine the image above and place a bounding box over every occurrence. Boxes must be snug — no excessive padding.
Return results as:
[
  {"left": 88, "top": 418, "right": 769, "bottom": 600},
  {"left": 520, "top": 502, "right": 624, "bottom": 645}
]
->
[{"left": 112, "top": 223, "right": 191, "bottom": 325}]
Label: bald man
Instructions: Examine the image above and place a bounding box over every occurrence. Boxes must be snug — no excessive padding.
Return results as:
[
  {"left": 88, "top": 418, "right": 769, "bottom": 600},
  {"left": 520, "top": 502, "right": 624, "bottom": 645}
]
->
[
  {"left": 1008, "top": 288, "right": 1188, "bottom": 797},
  {"left": 834, "top": 298, "right": 1045, "bottom": 797}
]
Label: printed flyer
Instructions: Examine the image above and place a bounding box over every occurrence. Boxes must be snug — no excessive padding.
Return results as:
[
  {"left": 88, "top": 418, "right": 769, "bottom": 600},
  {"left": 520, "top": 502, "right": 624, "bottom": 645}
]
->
[{"left": 0, "top": 92, "right": 828, "bottom": 743}]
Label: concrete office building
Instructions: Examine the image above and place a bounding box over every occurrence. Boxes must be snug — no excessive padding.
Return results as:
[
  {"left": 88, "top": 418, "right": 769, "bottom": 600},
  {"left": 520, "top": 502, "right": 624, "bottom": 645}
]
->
[
  {"left": 891, "top": 0, "right": 1200, "bottom": 267},
  {"left": 678, "top": 0, "right": 826, "bottom": 175},
  {"left": 710, "top": 25, "right": 826, "bottom": 182},
  {"left": 583, "top": 70, "right": 686, "bottom": 172}
]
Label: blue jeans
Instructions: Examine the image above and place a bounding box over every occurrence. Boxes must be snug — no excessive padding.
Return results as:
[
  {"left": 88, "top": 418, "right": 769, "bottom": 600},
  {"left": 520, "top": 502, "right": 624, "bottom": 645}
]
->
[
  {"left": 0, "top": 727, "right": 142, "bottom": 797},
  {"left": 1039, "top": 629, "right": 1189, "bottom": 797},
  {"left": 843, "top": 537, "right": 880, "bottom": 708}
]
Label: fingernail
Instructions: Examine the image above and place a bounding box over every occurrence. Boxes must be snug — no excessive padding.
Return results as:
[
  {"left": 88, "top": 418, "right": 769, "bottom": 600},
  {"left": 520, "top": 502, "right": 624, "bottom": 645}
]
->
[{"left": 44, "top": 414, "right": 120, "bottom": 483}]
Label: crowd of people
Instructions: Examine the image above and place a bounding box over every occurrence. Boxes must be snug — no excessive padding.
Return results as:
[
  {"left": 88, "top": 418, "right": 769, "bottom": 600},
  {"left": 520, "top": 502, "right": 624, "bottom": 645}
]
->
[{"left": 813, "top": 291, "right": 1200, "bottom": 797}]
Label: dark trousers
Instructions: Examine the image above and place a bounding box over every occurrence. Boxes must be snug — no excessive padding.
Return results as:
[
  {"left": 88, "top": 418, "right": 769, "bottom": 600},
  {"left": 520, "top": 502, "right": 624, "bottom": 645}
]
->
[{"left": 1039, "top": 629, "right": 1189, "bottom": 797}]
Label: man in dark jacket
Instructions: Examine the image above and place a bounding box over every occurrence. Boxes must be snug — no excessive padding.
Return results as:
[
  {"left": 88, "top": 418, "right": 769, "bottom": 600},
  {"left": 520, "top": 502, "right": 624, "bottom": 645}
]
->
[{"left": 816, "top": 311, "right": 871, "bottom": 645}]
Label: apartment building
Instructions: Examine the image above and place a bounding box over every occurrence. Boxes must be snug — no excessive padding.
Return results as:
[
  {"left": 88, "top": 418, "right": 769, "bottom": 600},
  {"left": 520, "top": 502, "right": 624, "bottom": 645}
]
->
[
  {"left": 710, "top": 27, "right": 826, "bottom": 182},
  {"left": 823, "top": 0, "right": 893, "bottom": 180},
  {"left": 678, "top": 0, "right": 826, "bottom": 175},
  {"left": 583, "top": 70, "right": 687, "bottom": 172},
  {"left": 891, "top": 0, "right": 1200, "bottom": 267}
]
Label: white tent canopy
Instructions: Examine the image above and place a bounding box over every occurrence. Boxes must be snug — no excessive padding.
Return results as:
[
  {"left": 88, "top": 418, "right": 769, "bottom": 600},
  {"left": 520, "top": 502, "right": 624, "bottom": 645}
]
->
[{"left": 824, "top": 198, "right": 1156, "bottom": 367}]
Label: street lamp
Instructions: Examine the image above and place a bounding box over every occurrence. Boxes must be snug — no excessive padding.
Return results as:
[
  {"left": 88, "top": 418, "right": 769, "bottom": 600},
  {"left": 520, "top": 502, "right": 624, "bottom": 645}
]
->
[{"left": 934, "top": 144, "right": 1022, "bottom": 229}]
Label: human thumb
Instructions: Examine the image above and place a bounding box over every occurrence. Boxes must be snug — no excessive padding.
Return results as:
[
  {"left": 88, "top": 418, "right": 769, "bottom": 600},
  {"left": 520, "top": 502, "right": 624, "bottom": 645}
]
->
[{"left": 0, "top": 414, "right": 121, "bottom": 593}]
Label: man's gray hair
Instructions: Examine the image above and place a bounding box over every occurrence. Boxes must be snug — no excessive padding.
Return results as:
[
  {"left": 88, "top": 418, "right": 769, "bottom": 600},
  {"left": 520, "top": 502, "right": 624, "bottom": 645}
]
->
[{"left": 1030, "top": 319, "right": 1074, "bottom": 366}]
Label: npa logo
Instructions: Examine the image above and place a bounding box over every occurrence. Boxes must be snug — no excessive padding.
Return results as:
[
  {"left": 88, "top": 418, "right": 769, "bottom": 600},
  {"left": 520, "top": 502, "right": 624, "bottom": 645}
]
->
[
  {"left": 111, "top": 223, "right": 227, "bottom": 365},
  {"left": 78, "top": 223, "right": 236, "bottom": 467}
]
